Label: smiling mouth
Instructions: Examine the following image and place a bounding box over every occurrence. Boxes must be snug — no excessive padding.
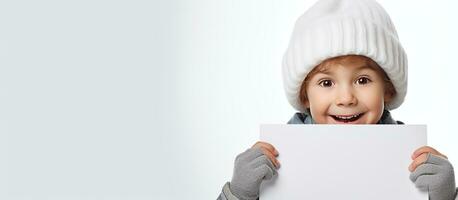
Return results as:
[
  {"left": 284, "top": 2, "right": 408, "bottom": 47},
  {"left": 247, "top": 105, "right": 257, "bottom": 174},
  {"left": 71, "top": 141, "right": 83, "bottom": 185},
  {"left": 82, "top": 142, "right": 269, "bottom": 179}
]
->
[{"left": 330, "top": 113, "right": 364, "bottom": 123}]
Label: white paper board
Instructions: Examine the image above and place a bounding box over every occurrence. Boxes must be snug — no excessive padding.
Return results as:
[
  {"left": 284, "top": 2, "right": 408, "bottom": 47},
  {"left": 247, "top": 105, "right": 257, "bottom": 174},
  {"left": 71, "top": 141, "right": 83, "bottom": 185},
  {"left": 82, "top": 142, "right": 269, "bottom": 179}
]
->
[{"left": 259, "top": 124, "right": 428, "bottom": 200}]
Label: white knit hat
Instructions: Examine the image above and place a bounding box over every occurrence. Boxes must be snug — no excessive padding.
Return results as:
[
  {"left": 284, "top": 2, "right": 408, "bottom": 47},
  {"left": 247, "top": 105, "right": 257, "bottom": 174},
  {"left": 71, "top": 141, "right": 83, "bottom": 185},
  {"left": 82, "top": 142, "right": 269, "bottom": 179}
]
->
[{"left": 282, "top": 0, "right": 408, "bottom": 111}]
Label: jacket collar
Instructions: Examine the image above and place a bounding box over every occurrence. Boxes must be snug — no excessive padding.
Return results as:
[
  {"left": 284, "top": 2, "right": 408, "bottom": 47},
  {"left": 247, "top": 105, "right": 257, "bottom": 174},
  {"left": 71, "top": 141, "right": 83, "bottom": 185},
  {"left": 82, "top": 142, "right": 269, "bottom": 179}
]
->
[{"left": 287, "top": 110, "right": 402, "bottom": 125}]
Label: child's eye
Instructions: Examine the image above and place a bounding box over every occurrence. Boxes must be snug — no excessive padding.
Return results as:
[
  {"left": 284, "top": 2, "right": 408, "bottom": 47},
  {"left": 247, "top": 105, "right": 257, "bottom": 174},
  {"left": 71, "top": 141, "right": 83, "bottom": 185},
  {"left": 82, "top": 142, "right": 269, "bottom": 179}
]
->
[
  {"left": 318, "top": 79, "right": 333, "bottom": 87},
  {"left": 356, "top": 77, "right": 371, "bottom": 85}
]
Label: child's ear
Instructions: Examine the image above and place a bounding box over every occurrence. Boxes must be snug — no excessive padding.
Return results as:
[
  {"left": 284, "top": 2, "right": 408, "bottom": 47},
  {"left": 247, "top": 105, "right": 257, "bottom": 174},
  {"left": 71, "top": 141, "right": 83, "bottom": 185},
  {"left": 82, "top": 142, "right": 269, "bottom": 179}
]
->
[
  {"left": 384, "top": 91, "right": 394, "bottom": 104},
  {"left": 302, "top": 99, "right": 310, "bottom": 108}
]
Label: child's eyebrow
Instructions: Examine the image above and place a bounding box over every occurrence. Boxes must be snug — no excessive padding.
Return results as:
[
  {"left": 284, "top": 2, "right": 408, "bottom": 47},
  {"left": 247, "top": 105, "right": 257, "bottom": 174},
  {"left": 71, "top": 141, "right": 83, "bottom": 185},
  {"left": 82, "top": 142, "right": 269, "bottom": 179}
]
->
[
  {"left": 356, "top": 64, "right": 374, "bottom": 71},
  {"left": 317, "top": 64, "right": 374, "bottom": 75}
]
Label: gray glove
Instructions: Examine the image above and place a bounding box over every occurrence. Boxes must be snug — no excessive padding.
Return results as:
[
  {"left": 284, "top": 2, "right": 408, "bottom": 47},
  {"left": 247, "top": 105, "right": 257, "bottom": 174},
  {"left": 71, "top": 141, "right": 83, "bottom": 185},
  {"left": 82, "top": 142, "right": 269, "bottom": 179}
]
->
[
  {"left": 410, "top": 153, "right": 457, "bottom": 200},
  {"left": 227, "top": 147, "right": 277, "bottom": 200}
]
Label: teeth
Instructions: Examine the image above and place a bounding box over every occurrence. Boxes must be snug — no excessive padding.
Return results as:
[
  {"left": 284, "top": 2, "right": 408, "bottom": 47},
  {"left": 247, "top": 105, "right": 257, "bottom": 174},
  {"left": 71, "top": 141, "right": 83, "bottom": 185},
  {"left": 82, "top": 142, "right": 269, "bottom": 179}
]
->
[{"left": 335, "top": 114, "right": 360, "bottom": 119}]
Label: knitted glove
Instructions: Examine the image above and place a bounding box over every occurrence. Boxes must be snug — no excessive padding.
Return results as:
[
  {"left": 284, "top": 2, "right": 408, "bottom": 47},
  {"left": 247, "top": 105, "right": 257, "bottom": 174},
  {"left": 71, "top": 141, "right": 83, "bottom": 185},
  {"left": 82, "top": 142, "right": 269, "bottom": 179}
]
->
[
  {"left": 228, "top": 147, "right": 277, "bottom": 200},
  {"left": 410, "top": 153, "right": 456, "bottom": 200}
]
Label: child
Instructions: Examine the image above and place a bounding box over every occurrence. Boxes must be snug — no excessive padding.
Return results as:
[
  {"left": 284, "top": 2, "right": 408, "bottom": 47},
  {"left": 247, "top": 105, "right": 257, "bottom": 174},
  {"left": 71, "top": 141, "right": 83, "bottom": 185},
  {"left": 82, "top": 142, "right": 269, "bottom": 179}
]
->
[{"left": 217, "top": 0, "right": 457, "bottom": 199}]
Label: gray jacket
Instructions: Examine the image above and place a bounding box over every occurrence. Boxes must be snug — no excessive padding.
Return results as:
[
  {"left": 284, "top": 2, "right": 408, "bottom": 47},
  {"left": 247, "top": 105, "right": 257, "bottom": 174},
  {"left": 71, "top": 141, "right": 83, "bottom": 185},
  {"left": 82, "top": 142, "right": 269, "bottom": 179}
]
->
[{"left": 286, "top": 109, "right": 403, "bottom": 125}]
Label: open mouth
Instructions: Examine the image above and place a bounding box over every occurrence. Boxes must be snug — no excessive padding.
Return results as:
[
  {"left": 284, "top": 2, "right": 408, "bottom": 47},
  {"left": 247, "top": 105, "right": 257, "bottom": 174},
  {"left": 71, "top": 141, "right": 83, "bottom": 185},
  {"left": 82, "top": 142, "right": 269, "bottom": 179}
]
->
[{"left": 330, "top": 113, "right": 364, "bottom": 123}]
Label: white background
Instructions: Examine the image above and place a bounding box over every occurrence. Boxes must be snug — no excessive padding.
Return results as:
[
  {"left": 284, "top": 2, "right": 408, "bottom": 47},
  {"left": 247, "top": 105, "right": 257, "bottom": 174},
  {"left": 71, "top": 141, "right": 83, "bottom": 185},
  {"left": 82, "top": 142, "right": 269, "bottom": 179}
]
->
[{"left": 0, "top": 0, "right": 457, "bottom": 199}]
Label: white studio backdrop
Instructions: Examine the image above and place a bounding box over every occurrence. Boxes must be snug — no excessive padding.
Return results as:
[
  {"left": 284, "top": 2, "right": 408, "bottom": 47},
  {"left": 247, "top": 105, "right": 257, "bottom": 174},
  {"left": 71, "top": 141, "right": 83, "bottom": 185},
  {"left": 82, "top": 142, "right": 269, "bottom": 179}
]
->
[{"left": 0, "top": 0, "right": 457, "bottom": 199}]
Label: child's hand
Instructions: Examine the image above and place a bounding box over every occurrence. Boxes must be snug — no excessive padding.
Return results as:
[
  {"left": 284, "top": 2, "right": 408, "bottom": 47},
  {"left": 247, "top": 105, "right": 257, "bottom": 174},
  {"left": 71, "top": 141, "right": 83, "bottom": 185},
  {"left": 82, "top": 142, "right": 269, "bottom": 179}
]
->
[
  {"left": 251, "top": 141, "right": 281, "bottom": 168},
  {"left": 229, "top": 141, "right": 280, "bottom": 200},
  {"left": 409, "top": 146, "right": 447, "bottom": 172},
  {"left": 409, "top": 146, "right": 456, "bottom": 200}
]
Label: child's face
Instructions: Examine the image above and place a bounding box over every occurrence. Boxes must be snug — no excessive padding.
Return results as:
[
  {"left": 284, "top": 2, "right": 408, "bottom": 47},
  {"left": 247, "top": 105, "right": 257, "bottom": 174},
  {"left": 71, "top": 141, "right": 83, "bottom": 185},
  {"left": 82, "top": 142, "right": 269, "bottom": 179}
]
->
[{"left": 303, "top": 56, "right": 393, "bottom": 124}]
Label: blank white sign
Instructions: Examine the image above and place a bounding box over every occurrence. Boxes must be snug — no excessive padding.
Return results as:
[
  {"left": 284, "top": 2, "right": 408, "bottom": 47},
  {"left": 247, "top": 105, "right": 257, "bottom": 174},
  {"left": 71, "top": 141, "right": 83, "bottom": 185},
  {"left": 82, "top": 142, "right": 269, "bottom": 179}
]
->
[{"left": 259, "top": 124, "right": 428, "bottom": 200}]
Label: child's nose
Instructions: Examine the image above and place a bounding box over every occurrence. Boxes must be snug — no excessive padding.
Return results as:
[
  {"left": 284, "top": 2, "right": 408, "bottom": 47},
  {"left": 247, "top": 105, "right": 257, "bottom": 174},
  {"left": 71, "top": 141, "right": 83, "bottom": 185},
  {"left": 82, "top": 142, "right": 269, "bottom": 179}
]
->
[{"left": 335, "top": 86, "right": 357, "bottom": 106}]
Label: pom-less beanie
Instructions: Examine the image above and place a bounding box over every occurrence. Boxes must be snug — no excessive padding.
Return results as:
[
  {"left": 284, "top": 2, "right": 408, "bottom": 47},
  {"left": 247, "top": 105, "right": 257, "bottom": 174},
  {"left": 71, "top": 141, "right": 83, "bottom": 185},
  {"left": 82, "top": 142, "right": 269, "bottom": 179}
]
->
[{"left": 282, "top": 0, "right": 407, "bottom": 111}]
